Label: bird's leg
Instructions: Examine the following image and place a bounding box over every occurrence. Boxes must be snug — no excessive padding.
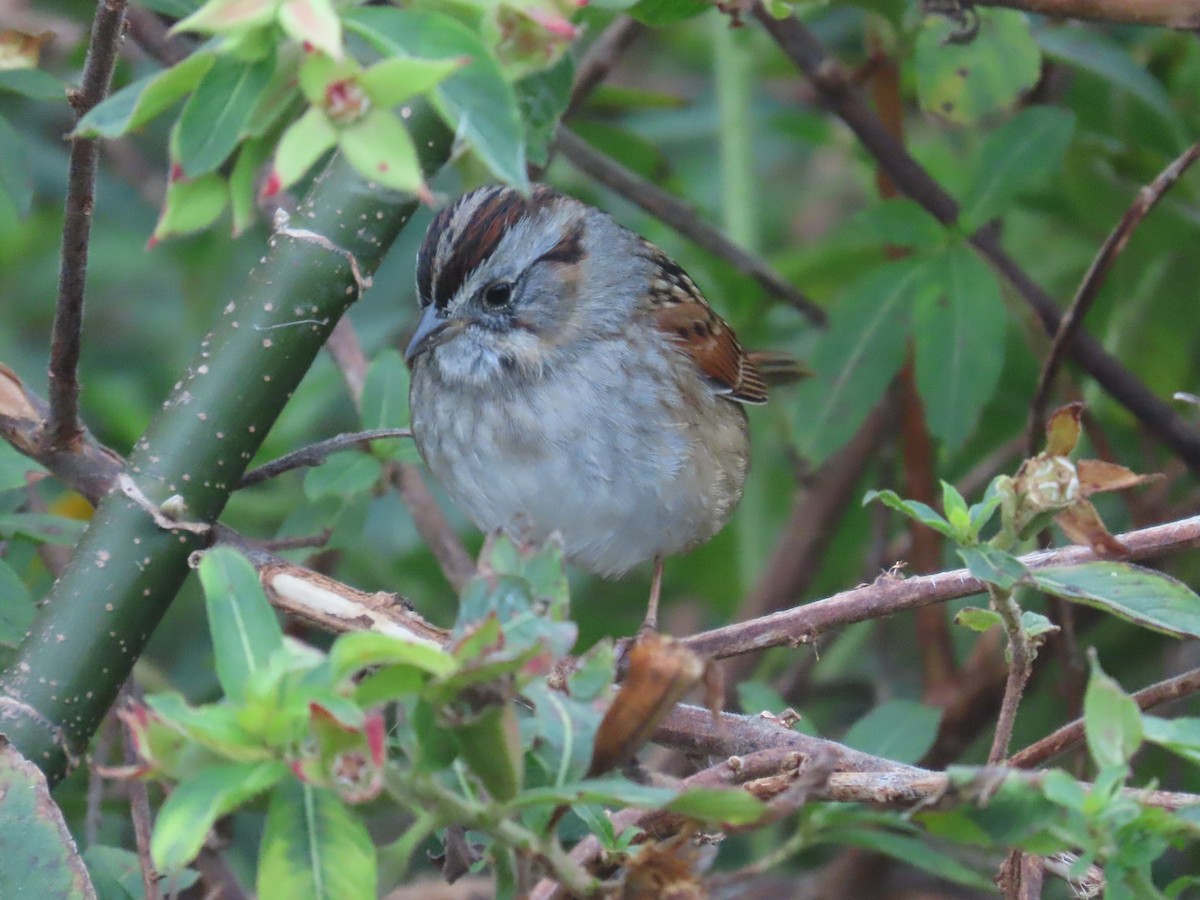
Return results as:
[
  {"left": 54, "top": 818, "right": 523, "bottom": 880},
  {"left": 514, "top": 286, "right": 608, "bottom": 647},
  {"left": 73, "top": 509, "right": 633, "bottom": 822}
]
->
[{"left": 640, "top": 556, "right": 664, "bottom": 635}]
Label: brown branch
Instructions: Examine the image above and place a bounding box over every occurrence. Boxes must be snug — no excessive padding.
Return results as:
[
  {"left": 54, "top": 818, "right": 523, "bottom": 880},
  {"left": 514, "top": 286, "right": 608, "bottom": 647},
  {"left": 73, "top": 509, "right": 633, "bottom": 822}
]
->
[
  {"left": 987, "top": 588, "right": 1033, "bottom": 764},
  {"left": 1011, "top": 664, "right": 1200, "bottom": 768},
  {"left": 565, "top": 15, "right": 647, "bottom": 118},
  {"left": 47, "top": 0, "right": 129, "bottom": 452},
  {"left": 972, "top": 0, "right": 1200, "bottom": 28},
  {"left": 121, "top": 683, "right": 158, "bottom": 900},
  {"left": 682, "top": 514, "right": 1200, "bottom": 660},
  {"left": 555, "top": 127, "right": 827, "bottom": 325},
  {"left": 1027, "top": 141, "right": 1200, "bottom": 454},
  {"left": 753, "top": 5, "right": 1200, "bottom": 471},
  {"left": 238, "top": 428, "right": 412, "bottom": 488},
  {"left": 124, "top": 5, "right": 191, "bottom": 65}
]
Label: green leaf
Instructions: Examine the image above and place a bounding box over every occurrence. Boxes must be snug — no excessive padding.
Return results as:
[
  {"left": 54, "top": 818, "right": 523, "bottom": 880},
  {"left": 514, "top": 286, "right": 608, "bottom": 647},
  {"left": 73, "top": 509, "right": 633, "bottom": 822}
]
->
[
  {"left": 0, "top": 558, "right": 35, "bottom": 648},
  {"left": 229, "top": 134, "right": 273, "bottom": 235},
  {"left": 0, "top": 68, "right": 63, "bottom": 100},
  {"left": 514, "top": 54, "right": 574, "bottom": 168},
  {"left": 302, "top": 451, "right": 381, "bottom": 500},
  {"left": 666, "top": 787, "right": 766, "bottom": 825},
  {"left": 153, "top": 172, "right": 228, "bottom": 242},
  {"left": 345, "top": 8, "right": 527, "bottom": 189},
  {"left": 145, "top": 692, "right": 268, "bottom": 760},
  {"left": 628, "top": 0, "right": 710, "bottom": 24},
  {"left": 0, "top": 742, "right": 96, "bottom": 898},
  {"left": 914, "top": 9, "right": 1041, "bottom": 124},
  {"left": 842, "top": 699, "right": 942, "bottom": 764},
  {"left": 75, "top": 52, "right": 215, "bottom": 138},
  {"left": 1021, "top": 610, "right": 1059, "bottom": 641},
  {"left": 278, "top": 0, "right": 344, "bottom": 60},
  {"left": 941, "top": 480, "right": 971, "bottom": 538},
  {"left": 862, "top": 489, "right": 953, "bottom": 538},
  {"left": 954, "top": 607, "right": 1002, "bottom": 633},
  {"left": 359, "top": 56, "right": 465, "bottom": 108},
  {"left": 827, "top": 827, "right": 994, "bottom": 891},
  {"left": 0, "top": 441, "right": 45, "bottom": 491},
  {"left": 152, "top": 761, "right": 287, "bottom": 874},
  {"left": 793, "top": 260, "right": 924, "bottom": 462},
  {"left": 328, "top": 630, "right": 456, "bottom": 681},
  {"left": 86, "top": 845, "right": 198, "bottom": 900},
  {"left": 1035, "top": 27, "right": 1181, "bottom": 133},
  {"left": 957, "top": 545, "right": 1027, "bottom": 590},
  {"left": 1029, "top": 561, "right": 1200, "bottom": 639},
  {"left": 177, "top": 51, "right": 276, "bottom": 177},
  {"left": 337, "top": 108, "right": 424, "bottom": 194},
  {"left": 0, "top": 512, "right": 87, "bottom": 545},
  {"left": 172, "top": 0, "right": 277, "bottom": 35},
  {"left": 958, "top": 106, "right": 1076, "bottom": 232},
  {"left": 257, "top": 779, "right": 376, "bottom": 900},
  {"left": 1083, "top": 650, "right": 1142, "bottom": 770},
  {"left": 850, "top": 198, "right": 945, "bottom": 251},
  {"left": 1142, "top": 716, "right": 1200, "bottom": 767},
  {"left": 273, "top": 106, "right": 338, "bottom": 191},
  {"left": 360, "top": 349, "right": 411, "bottom": 430},
  {"left": 197, "top": 546, "right": 285, "bottom": 702},
  {"left": 0, "top": 115, "right": 30, "bottom": 217},
  {"left": 914, "top": 244, "right": 1007, "bottom": 450}
]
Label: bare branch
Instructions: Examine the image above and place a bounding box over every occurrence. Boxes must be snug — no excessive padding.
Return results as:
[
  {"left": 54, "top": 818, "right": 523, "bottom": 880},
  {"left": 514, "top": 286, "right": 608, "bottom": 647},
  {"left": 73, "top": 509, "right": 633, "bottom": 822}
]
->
[
  {"left": 753, "top": 5, "right": 1200, "bottom": 470},
  {"left": 566, "top": 15, "right": 646, "bottom": 118},
  {"left": 48, "top": 0, "right": 129, "bottom": 452},
  {"left": 238, "top": 428, "right": 412, "bottom": 488},
  {"left": 555, "top": 127, "right": 827, "bottom": 325},
  {"left": 971, "top": 0, "right": 1200, "bottom": 28},
  {"left": 1028, "top": 142, "right": 1200, "bottom": 453},
  {"left": 682, "top": 515, "right": 1200, "bottom": 659}
]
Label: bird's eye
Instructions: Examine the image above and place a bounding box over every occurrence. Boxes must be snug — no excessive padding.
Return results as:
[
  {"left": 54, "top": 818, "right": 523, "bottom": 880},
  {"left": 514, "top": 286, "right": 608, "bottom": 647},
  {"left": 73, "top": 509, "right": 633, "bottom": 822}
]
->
[{"left": 482, "top": 281, "right": 513, "bottom": 309}]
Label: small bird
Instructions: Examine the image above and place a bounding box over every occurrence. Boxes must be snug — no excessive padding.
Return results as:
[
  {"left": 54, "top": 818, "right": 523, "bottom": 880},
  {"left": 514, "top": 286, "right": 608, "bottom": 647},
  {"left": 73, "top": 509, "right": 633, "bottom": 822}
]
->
[{"left": 406, "top": 185, "right": 797, "bottom": 630}]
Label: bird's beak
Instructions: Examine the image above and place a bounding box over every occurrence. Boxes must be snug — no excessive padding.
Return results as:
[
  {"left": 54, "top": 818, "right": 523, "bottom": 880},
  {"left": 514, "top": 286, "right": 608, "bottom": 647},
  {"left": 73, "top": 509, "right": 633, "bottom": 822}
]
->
[{"left": 405, "top": 304, "right": 449, "bottom": 363}]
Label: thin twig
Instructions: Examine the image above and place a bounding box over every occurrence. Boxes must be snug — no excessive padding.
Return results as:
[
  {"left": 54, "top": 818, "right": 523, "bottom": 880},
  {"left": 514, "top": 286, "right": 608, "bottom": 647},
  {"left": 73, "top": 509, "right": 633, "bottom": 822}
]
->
[
  {"left": 124, "top": 5, "right": 190, "bottom": 65},
  {"left": 987, "top": 586, "right": 1032, "bottom": 763},
  {"left": 970, "top": 0, "right": 1200, "bottom": 28},
  {"left": 555, "top": 127, "right": 827, "bottom": 325},
  {"left": 1011, "top": 664, "right": 1200, "bottom": 768},
  {"left": 752, "top": 4, "right": 1200, "bottom": 470},
  {"left": 682, "top": 514, "right": 1200, "bottom": 660},
  {"left": 565, "top": 15, "right": 646, "bottom": 118},
  {"left": 122, "top": 683, "right": 158, "bottom": 900},
  {"left": 1027, "top": 141, "right": 1200, "bottom": 454},
  {"left": 237, "top": 428, "right": 412, "bottom": 488},
  {"left": 47, "top": 0, "right": 129, "bottom": 452}
]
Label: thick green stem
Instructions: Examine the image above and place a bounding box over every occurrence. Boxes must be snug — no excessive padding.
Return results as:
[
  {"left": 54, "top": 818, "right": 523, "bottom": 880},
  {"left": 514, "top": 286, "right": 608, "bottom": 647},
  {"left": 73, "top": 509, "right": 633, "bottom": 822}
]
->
[{"left": 0, "top": 111, "right": 452, "bottom": 783}]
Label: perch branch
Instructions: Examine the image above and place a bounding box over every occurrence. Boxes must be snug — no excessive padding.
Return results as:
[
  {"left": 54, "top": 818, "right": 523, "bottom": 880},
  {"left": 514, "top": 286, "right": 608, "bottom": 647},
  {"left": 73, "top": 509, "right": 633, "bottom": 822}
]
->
[
  {"left": 238, "top": 428, "right": 412, "bottom": 488},
  {"left": 970, "top": 0, "right": 1200, "bottom": 28}
]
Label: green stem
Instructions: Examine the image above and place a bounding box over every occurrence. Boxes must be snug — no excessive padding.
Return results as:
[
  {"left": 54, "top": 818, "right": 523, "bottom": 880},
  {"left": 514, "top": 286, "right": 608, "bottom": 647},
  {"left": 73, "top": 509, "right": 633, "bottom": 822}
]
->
[
  {"left": 988, "top": 584, "right": 1032, "bottom": 764},
  {"left": 712, "top": 13, "right": 759, "bottom": 252},
  {"left": 0, "top": 109, "right": 452, "bottom": 784},
  {"left": 388, "top": 769, "right": 598, "bottom": 897}
]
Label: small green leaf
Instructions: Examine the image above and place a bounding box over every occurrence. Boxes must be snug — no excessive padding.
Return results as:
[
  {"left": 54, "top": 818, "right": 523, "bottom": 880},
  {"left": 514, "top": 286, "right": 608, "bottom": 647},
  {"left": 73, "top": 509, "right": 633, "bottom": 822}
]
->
[
  {"left": 1020, "top": 610, "right": 1059, "bottom": 641},
  {"left": 1084, "top": 649, "right": 1142, "bottom": 770},
  {"left": 0, "top": 115, "right": 30, "bottom": 217},
  {"left": 0, "top": 558, "right": 34, "bottom": 647},
  {"left": 1030, "top": 562, "right": 1200, "bottom": 639},
  {"left": 0, "top": 742, "right": 96, "bottom": 898},
  {"left": 954, "top": 606, "right": 1002, "bottom": 633},
  {"left": 862, "top": 489, "right": 954, "bottom": 538},
  {"left": 0, "top": 68, "right": 63, "bottom": 100},
  {"left": 666, "top": 787, "right": 766, "bottom": 825},
  {"left": 75, "top": 52, "right": 215, "bottom": 138},
  {"left": 1142, "top": 716, "right": 1200, "bottom": 767},
  {"left": 850, "top": 198, "right": 945, "bottom": 251},
  {"left": 229, "top": 134, "right": 272, "bottom": 235},
  {"left": 272, "top": 106, "right": 338, "bottom": 191},
  {"left": 958, "top": 107, "right": 1076, "bottom": 232},
  {"left": 941, "top": 480, "right": 971, "bottom": 539},
  {"left": 914, "top": 9, "right": 1041, "bottom": 124},
  {"left": 258, "top": 780, "right": 376, "bottom": 900},
  {"left": 360, "top": 349, "right": 410, "bottom": 430},
  {"left": 197, "top": 546, "right": 285, "bottom": 702},
  {"left": 914, "top": 244, "right": 1007, "bottom": 450},
  {"left": 153, "top": 172, "right": 228, "bottom": 241},
  {"left": 302, "top": 451, "right": 381, "bottom": 500},
  {"left": 337, "top": 108, "right": 425, "bottom": 194},
  {"left": 514, "top": 54, "right": 574, "bottom": 167},
  {"left": 86, "top": 844, "right": 199, "bottom": 899},
  {"left": 328, "top": 631, "right": 456, "bottom": 681},
  {"left": 827, "top": 827, "right": 994, "bottom": 891},
  {"left": 359, "top": 56, "right": 465, "bottom": 108},
  {"left": 152, "top": 761, "right": 287, "bottom": 874},
  {"left": 172, "top": 0, "right": 277, "bottom": 36},
  {"left": 969, "top": 479, "right": 1004, "bottom": 535},
  {"left": 958, "top": 546, "right": 1028, "bottom": 590},
  {"left": 177, "top": 50, "right": 276, "bottom": 177},
  {"left": 842, "top": 700, "right": 942, "bottom": 764},
  {"left": 345, "top": 8, "right": 527, "bottom": 189},
  {"left": 146, "top": 692, "right": 268, "bottom": 760},
  {"left": 794, "top": 260, "right": 925, "bottom": 462},
  {"left": 278, "top": 0, "right": 343, "bottom": 60}
]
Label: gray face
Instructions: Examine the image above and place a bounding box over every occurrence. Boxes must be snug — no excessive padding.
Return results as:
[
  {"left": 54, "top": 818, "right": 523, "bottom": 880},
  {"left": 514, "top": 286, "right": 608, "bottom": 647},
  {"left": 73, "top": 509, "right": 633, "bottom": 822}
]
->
[{"left": 406, "top": 185, "right": 645, "bottom": 388}]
